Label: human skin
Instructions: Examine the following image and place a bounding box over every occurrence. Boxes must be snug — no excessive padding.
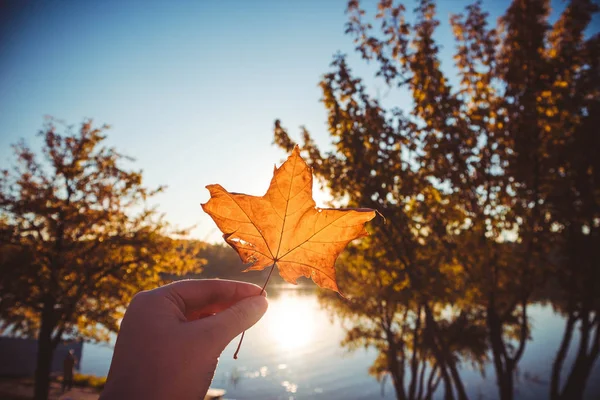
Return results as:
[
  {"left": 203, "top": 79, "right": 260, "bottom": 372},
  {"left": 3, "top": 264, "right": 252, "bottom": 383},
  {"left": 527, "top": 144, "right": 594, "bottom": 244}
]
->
[{"left": 100, "top": 279, "right": 268, "bottom": 400}]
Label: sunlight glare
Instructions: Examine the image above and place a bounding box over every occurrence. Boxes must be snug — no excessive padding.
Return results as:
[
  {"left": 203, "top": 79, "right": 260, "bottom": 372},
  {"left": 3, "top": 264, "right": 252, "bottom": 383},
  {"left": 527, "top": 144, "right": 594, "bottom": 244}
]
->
[{"left": 267, "top": 293, "right": 316, "bottom": 352}]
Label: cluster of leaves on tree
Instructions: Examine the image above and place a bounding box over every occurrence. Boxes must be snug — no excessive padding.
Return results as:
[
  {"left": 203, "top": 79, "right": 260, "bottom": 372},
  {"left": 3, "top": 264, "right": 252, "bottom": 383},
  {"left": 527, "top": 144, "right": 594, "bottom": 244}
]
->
[
  {"left": 274, "top": 0, "right": 599, "bottom": 399},
  {"left": 0, "top": 119, "right": 205, "bottom": 400}
]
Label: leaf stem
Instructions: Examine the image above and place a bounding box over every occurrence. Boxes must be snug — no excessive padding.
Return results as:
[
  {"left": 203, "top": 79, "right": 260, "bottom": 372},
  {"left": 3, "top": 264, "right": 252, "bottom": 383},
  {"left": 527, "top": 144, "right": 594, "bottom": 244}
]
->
[
  {"left": 260, "top": 262, "right": 276, "bottom": 295},
  {"left": 233, "top": 262, "right": 276, "bottom": 359}
]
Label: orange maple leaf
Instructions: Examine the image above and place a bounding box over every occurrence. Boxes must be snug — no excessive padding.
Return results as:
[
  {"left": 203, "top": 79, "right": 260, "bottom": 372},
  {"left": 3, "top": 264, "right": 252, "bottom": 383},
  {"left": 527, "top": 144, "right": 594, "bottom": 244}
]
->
[{"left": 201, "top": 146, "right": 376, "bottom": 293}]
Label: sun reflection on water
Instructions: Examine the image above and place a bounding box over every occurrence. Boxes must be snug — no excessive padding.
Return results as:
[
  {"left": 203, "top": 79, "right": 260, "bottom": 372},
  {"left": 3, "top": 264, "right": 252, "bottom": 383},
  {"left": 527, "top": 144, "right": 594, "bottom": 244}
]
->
[{"left": 267, "top": 292, "right": 316, "bottom": 351}]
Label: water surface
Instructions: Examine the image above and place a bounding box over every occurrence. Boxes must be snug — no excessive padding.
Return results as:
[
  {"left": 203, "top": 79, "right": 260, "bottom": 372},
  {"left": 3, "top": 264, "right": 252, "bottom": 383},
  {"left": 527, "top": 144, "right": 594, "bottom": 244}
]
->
[{"left": 80, "top": 288, "right": 600, "bottom": 399}]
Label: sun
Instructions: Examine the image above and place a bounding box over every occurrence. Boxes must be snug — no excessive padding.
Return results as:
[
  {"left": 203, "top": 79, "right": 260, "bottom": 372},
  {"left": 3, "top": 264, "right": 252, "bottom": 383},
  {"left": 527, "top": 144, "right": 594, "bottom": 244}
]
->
[{"left": 266, "top": 292, "right": 317, "bottom": 352}]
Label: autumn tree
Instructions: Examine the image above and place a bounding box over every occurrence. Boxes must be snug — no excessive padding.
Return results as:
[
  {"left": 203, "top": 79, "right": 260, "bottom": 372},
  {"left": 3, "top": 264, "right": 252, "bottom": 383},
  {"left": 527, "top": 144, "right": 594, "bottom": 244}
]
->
[
  {"left": 532, "top": 1, "right": 600, "bottom": 398},
  {"left": 0, "top": 119, "right": 204, "bottom": 400},
  {"left": 275, "top": 52, "right": 481, "bottom": 399},
  {"left": 274, "top": 0, "right": 599, "bottom": 399},
  {"left": 318, "top": 235, "right": 488, "bottom": 400}
]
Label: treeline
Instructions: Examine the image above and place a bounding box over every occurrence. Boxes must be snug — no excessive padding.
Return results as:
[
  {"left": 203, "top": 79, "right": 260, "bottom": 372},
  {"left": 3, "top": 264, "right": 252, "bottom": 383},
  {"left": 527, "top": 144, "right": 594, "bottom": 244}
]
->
[{"left": 184, "top": 242, "right": 285, "bottom": 286}]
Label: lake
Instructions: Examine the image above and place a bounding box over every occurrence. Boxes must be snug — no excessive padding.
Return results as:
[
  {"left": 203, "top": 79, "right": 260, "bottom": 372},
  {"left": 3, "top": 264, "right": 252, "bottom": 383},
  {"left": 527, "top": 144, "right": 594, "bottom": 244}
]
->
[{"left": 80, "top": 287, "right": 600, "bottom": 399}]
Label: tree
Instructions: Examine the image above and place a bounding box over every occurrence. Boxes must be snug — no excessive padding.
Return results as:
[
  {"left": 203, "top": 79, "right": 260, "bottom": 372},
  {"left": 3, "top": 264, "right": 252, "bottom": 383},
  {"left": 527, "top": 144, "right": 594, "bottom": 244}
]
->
[
  {"left": 275, "top": 53, "right": 481, "bottom": 399},
  {"left": 318, "top": 236, "right": 488, "bottom": 400},
  {"left": 0, "top": 119, "right": 204, "bottom": 400},
  {"left": 538, "top": 1, "right": 600, "bottom": 398},
  {"left": 274, "top": 0, "right": 599, "bottom": 399}
]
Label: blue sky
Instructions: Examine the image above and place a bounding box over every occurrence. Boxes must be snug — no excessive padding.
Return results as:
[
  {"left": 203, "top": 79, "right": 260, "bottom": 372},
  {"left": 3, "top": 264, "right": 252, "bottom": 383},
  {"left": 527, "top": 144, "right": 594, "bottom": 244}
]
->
[{"left": 1, "top": 0, "right": 594, "bottom": 242}]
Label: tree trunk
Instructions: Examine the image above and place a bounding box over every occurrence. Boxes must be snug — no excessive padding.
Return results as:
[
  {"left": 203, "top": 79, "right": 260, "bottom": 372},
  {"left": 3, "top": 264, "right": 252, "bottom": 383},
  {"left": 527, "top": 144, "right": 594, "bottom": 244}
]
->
[
  {"left": 423, "top": 304, "right": 469, "bottom": 400},
  {"left": 385, "top": 336, "right": 407, "bottom": 400},
  {"left": 487, "top": 304, "right": 513, "bottom": 400},
  {"left": 557, "top": 313, "right": 599, "bottom": 400},
  {"left": 423, "top": 306, "right": 455, "bottom": 400},
  {"left": 559, "top": 357, "right": 594, "bottom": 400},
  {"left": 408, "top": 308, "right": 422, "bottom": 400},
  {"left": 389, "top": 358, "right": 406, "bottom": 400},
  {"left": 500, "top": 366, "right": 514, "bottom": 400},
  {"left": 550, "top": 312, "right": 576, "bottom": 400},
  {"left": 446, "top": 359, "right": 468, "bottom": 400},
  {"left": 34, "top": 300, "right": 56, "bottom": 400}
]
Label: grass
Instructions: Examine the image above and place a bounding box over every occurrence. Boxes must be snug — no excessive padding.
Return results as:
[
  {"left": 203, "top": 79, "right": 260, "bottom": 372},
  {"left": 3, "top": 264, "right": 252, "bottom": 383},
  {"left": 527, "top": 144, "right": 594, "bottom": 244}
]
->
[{"left": 69, "top": 373, "right": 107, "bottom": 390}]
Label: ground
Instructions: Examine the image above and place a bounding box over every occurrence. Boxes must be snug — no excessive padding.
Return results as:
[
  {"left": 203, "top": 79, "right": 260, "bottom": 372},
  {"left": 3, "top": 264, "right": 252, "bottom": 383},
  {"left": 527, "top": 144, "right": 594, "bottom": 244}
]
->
[
  {"left": 0, "top": 377, "right": 227, "bottom": 399},
  {"left": 0, "top": 377, "right": 99, "bottom": 400}
]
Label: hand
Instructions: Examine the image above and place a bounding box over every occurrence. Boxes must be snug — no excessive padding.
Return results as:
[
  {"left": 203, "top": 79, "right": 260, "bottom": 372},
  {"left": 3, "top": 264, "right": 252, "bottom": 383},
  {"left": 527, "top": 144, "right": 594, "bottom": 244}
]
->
[{"left": 100, "top": 279, "right": 268, "bottom": 400}]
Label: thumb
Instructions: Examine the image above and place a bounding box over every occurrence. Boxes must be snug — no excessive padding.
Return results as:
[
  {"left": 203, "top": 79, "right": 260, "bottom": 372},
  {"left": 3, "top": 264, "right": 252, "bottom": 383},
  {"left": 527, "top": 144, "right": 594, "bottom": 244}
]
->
[{"left": 204, "top": 296, "right": 268, "bottom": 347}]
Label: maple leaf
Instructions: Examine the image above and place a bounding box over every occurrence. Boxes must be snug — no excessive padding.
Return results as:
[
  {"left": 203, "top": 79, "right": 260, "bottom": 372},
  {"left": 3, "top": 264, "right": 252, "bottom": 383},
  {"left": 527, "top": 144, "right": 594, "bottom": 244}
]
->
[{"left": 201, "top": 146, "right": 376, "bottom": 293}]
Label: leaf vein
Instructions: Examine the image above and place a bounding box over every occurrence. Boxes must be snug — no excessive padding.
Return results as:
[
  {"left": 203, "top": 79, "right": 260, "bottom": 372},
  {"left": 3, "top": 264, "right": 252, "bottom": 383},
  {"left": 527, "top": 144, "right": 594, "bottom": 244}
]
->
[
  {"left": 278, "top": 212, "right": 350, "bottom": 259},
  {"left": 221, "top": 191, "right": 275, "bottom": 259}
]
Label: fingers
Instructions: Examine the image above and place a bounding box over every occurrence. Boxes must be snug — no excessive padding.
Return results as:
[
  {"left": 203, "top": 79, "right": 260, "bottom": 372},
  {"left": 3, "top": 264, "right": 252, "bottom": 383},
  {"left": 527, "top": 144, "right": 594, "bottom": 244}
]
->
[
  {"left": 198, "top": 296, "right": 269, "bottom": 348},
  {"left": 161, "top": 279, "right": 264, "bottom": 317}
]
